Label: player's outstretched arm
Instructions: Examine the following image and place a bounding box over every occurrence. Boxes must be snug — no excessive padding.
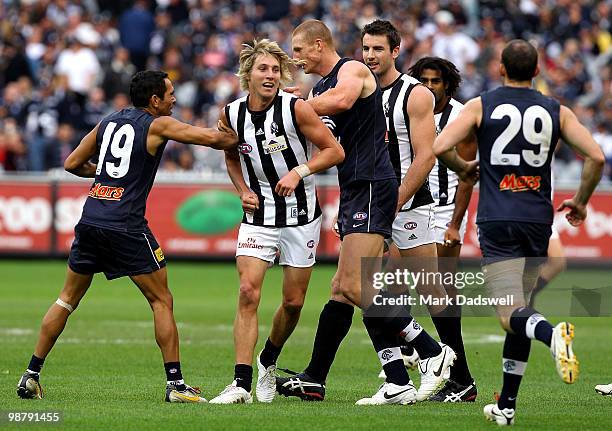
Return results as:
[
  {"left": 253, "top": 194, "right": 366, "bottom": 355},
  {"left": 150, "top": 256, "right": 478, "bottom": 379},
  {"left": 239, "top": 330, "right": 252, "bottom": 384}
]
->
[
  {"left": 307, "top": 61, "right": 368, "bottom": 115},
  {"left": 151, "top": 116, "right": 238, "bottom": 150},
  {"left": 397, "top": 85, "right": 436, "bottom": 210},
  {"left": 220, "top": 108, "right": 259, "bottom": 213},
  {"left": 556, "top": 105, "right": 605, "bottom": 226},
  {"left": 64, "top": 123, "right": 99, "bottom": 178},
  {"left": 275, "top": 99, "right": 344, "bottom": 197},
  {"left": 444, "top": 132, "right": 477, "bottom": 246},
  {"left": 433, "top": 97, "right": 481, "bottom": 184}
]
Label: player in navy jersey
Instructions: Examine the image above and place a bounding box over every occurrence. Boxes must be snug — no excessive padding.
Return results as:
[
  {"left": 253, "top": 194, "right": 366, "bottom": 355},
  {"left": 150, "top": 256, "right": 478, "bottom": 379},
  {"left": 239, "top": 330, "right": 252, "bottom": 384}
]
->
[
  {"left": 434, "top": 40, "right": 604, "bottom": 425},
  {"left": 16, "top": 71, "right": 237, "bottom": 403},
  {"left": 360, "top": 21, "right": 457, "bottom": 403},
  {"left": 208, "top": 39, "right": 343, "bottom": 405},
  {"left": 276, "top": 19, "right": 448, "bottom": 405}
]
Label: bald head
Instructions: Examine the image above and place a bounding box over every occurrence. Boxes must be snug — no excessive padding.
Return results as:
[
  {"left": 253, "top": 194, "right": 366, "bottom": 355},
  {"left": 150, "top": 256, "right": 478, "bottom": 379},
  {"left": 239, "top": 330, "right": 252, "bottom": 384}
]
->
[
  {"left": 292, "top": 19, "right": 334, "bottom": 49},
  {"left": 501, "top": 39, "right": 538, "bottom": 82}
]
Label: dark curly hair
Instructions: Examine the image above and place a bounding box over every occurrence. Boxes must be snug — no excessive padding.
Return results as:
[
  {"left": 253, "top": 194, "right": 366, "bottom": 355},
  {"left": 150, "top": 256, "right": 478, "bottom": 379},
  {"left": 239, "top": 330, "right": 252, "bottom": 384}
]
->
[{"left": 408, "top": 57, "right": 461, "bottom": 97}]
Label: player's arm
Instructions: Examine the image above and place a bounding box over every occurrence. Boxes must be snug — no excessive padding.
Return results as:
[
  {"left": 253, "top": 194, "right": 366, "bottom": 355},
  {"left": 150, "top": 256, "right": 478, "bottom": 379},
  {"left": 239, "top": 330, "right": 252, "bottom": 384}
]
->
[
  {"left": 556, "top": 105, "right": 605, "bottom": 226},
  {"left": 64, "top": 123, "right": 99, "bottom": 178},
  {"left": 307, "top": 61, "right": 367, "bottom": 115},
  {"left": 150, "top": 116, "right": 238, "bottom": 151},
  {"left": 444, "top": 131, "right": 477, "bottom": 246},
  {"left": 397, "top": 85, "right": 436, "bottom": 210},
  {"left": 219, "top": 108, "right": 259, "bottom": 213},
  {"left": 275, "top": 99, "right": 344, "bottom": 197},
  {"left": 433, "top": 97, "right": 481, "bottom": 184}
]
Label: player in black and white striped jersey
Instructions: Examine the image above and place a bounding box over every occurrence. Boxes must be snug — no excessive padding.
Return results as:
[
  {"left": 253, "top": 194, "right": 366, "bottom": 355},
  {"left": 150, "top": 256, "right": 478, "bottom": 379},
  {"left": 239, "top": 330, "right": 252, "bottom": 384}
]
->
[
  {"left": 210, "top": 39, "right": 344, "bottom": 404},
  {"left": 409, "top": 56, "right": 478, "bottom": 402},
  {"left": 360, "top": 20, "right": 457, "bottom": 403}
]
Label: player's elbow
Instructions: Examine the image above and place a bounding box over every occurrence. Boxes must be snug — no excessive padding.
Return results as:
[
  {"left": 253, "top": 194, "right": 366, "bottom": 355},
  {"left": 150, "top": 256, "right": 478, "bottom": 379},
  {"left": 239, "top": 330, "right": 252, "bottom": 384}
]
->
[
  {"left": 590, "top": 151, "right": 606, "bottom": 169},
  {"left": 432, "top": 137, "right": 447, "bottom": 157},
  {"left": 64, "top": 156, "right": 80, "bottom": 174},
  {"left": 332, "top": 145, "right": 345, "bottom": 165}
]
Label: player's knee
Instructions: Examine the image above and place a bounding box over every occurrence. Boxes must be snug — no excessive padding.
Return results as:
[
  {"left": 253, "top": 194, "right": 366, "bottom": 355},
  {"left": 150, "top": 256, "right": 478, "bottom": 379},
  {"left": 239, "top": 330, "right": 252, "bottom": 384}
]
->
[
  {"left": 551, "top": 256, "right": 567, "bottom": 274},
  {"left": 238, "top": 281, "right": 261, "bottom": 309},
  {"left": 151, "top": 290, "right": 173, "bottom": 311},
  {"left": 282, "top": 297, "right": 304, "bottom": 316},
  {"left": 330, "top": 275, "right": 342, "bottom": 296},
  {"left": 499, "top": 315, "right": 512, "bottom": 332}
]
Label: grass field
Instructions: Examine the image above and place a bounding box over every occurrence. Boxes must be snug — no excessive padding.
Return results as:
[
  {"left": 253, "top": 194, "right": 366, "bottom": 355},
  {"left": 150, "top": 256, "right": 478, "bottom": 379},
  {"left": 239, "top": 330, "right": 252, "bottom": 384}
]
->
[{"left": 1, "top": 260, "right": 611, "bottom": 430}]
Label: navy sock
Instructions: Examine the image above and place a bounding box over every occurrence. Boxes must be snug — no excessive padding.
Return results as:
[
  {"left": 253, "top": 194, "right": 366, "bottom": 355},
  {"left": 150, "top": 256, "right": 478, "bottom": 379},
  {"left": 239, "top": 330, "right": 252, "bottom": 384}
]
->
[
  {"left": 509, "top": 307, "right": 553, "bottom": 347},
  {"left": 27, "top": 355, "right": 45, "bottom": 374},
  {"left": 260, "top": 338, "right": 282, "bottom": 368},
  {"left": 305, "top": 300, "right": 354, "bottom": 383},
  {"left": 432, "top": 305, "right": 472, "bottom": 384},
  {"left": 164, "top": 362, "right": 185, "bottom": 391},
  {"left": 411, "top": 331, "right": 442, "bottom": 359},
  {"left": 234, "top": 364, "right": 253, "bottom": 392},
  {"left": 364, "top": 317, "right": 410, "bottom": 386},
  {"left": 498, "top": 333, "right": 531, "bottom": 410}
]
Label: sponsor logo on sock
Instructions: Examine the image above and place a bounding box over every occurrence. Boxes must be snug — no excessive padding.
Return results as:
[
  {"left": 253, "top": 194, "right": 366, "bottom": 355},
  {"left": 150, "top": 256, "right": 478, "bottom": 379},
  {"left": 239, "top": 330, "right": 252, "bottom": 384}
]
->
[
  {"left": 503, "top": 360, "right": 516, "bottom": 372},
  {"left": 380, "top": 349, "right": 394, "bottom": 361}
]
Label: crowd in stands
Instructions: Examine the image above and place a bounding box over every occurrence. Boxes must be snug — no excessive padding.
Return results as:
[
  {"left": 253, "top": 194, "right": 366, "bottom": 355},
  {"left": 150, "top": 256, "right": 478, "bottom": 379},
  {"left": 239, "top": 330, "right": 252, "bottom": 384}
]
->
[{"left": 0, "top": 0, "right": 610, "bottom": 181}]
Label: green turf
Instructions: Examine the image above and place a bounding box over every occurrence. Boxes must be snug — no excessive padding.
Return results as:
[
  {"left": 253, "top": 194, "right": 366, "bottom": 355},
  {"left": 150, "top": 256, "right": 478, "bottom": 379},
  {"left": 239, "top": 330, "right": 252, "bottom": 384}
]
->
[{"left": 0, "top": 260, "right": 610, "bottom": 430}]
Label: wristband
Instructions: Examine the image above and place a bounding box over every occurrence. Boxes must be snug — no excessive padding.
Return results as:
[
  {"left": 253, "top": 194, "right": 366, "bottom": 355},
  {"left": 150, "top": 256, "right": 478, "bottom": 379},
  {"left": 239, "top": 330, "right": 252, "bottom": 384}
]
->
[{"left": 293, "top": 164, "right": 311, "bottom": 178}]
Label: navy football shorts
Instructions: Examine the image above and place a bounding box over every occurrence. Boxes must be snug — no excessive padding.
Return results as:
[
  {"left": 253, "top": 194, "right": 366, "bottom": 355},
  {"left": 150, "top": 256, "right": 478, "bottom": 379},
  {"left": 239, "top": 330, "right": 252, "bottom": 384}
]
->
[
  {"left": 337, "top": 179, "right": 398, "bottom": 240},
  {"left": 68, "top": 223, "right": 166, "bottom": 280},
  {"left": 477, "top": 221, "right": 551, "bottom": 265}
]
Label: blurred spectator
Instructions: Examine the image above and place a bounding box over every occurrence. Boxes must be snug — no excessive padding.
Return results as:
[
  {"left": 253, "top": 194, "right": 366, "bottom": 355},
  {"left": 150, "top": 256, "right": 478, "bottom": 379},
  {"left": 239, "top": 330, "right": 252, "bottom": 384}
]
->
[
  {"left": 102, "top": 47, "right": 136, "bottom": 98},
  {"left": 119, "top": 0, "right": 155, "bottom": 70},
  {"left": 431, "top": 10, "right": 480, "bottom": 72},
  {"left": 55, "top": 34, "right": 101, "bottom": 107},
  {"left": 1, "top": 40, "right": 33, "bottom": 86},
  {"left": 0, "top": 119, "right": 27, "bottom": 172}
]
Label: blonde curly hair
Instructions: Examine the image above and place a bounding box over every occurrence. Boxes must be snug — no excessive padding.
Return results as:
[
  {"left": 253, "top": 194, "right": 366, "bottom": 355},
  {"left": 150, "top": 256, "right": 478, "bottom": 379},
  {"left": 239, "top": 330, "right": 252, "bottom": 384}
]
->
[{"left": 237, "top": 39, "right": 300, "bottom": 91}]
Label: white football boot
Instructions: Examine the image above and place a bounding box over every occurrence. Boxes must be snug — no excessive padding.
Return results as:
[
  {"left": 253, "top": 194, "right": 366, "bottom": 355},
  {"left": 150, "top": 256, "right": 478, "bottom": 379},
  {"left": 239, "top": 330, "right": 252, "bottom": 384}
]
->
[
  {"left": 165, "top": 383, "right": 207, "bottom": 403},
  {"left": 595, "top": 383, "right": 612, "bottom": 396},
  {"left": 550, "top": 322, "right": 579, "bottom": 384},
  {"left": 209, "top": 380, "right": 253, "bottom": 404},
  {"left": 355, "top": 381, "right": 417, "bottom": 405},
  {"left": 255, "top": 352, "right": 276, "bottom": 403},
  {"left": 416, "top": 344, "right": 456, "bottom": 401},
  {"left": 484, "top": 403, "right": 515, "bottom": 426}
]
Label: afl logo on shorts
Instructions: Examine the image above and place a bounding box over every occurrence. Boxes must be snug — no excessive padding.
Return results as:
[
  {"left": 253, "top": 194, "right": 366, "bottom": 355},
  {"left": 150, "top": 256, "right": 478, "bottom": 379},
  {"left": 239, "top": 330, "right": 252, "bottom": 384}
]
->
[
  {"left": 404, "top": 222, "right": 417, "bottom": 230},
  {"left": 307, "top": 240, "right": 315, "bottom": 248},
  {"left": 238, "top": 143, "right": 252, "bottom": 154},
  {"left": 353, "top": 212, "right": 368, "bottom": 221}
]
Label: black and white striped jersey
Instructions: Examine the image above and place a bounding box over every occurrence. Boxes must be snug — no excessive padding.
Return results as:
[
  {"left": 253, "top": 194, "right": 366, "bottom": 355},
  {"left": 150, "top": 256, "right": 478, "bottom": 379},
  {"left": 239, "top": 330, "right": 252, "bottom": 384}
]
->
[
  {"left": 225, "top": 90, "right": 321, "bottom": 227},
  {"left": 429, "top": 97, "right": 464, "bottom": 207},
  {"left": 382, "top": 73, "right": 435, "bottom": 211}
]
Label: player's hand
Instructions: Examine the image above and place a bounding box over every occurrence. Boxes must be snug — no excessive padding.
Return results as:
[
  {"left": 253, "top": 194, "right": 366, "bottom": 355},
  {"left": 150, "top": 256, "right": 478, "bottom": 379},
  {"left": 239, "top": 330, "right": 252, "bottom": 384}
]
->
[
  {"left": 332, "top": 213, "right": 340, "bottom": 238},
  {"left": 275, "top": 169, "right": 301, "bottom": 197},
  {"left": 213, "top": 120, "right": 238, "bottom": 149},
  {"left": 557, "top": 198, "right": 587, "bottom": 226},
  {"left": 396, "top": 184, "right": 409, "bottom": 214},
  {"left": 283, "top": 86, "right": 303, "bottom": 98},
  {"left": 240, "top": 190, "right": 259, "bottom": 213},
  {"left": 443, "top": 226, "right": 461, "bottom": 247},
  {"left": 458, "top": 160, "right": 479, "bottom": 185}
]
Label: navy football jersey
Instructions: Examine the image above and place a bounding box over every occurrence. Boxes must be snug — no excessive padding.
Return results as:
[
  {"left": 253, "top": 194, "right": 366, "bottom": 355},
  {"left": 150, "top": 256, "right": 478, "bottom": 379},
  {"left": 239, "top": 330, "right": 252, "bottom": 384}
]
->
[
  {"left": 477, "top": 86, "right": 560, "bottom": 224},
  {"left": 80, "top": 108, "right": 166, "bottom": 232},
  {"left": 311, "top": 58, "right": 396, "bottom": 186}
]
